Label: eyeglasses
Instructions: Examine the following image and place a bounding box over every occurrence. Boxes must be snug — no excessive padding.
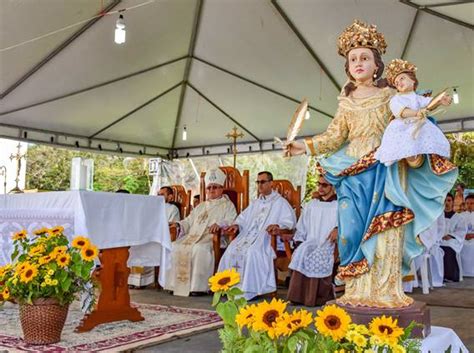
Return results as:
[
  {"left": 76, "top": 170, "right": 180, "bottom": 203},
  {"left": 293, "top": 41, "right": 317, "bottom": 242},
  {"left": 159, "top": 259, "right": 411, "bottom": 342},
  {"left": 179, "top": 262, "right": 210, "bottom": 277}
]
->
[
  {"left": 206, "top": 185, "right": 222, "bottom": 190},
  {"left": 318, "top": 183, "right": 330, "bottom": 188},
  {"left": 255, "top": 180, "right": 271, "bottom": 185}
]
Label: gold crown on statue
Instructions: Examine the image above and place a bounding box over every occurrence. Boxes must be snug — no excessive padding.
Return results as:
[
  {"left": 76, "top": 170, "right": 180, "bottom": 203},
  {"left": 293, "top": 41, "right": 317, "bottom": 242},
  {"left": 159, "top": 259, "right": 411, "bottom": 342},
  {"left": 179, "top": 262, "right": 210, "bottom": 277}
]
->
[
  {"left": 386, "top": 59, "right": 417, "bottom": 86},
  {"left": 337, "top": 20, "right": 387, "bottom": 57}
]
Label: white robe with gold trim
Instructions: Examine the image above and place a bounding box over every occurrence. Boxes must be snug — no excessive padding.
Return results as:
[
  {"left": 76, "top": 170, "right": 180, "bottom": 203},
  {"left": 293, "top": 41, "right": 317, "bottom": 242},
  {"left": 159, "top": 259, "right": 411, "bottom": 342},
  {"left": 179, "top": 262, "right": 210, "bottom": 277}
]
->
[{"left": 164, "top": 196, "right": 236, "bottom": 296}]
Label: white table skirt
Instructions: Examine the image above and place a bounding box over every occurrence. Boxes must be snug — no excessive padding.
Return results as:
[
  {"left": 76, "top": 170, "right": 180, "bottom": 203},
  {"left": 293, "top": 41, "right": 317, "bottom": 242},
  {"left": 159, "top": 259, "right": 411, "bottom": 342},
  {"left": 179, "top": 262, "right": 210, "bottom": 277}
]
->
[
  {"left": 422, "top": 326, "right": 468, "bottom": 353},
  {"left": 0, "top": 191, "right": 171, "bottom": 285}
]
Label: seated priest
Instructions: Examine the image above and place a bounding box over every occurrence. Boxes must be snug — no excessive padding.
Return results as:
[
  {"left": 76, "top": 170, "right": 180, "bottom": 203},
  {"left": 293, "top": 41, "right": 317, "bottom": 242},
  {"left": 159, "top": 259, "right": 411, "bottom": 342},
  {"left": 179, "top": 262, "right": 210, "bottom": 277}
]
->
[
  {"left": 218, "top": 171, "right": 296, "bottom": 300},
  {"left": 164, "top": 168, "right": 237, "bottom": 296},
  {"left": 441, "top": 193, "right": 467, "bottom": 282},
  {"left": 286, "top": 175, "right": 338, "bottom": 306},
  {"left": 158, "top": 186, "right": 181, "bottom": 223}
]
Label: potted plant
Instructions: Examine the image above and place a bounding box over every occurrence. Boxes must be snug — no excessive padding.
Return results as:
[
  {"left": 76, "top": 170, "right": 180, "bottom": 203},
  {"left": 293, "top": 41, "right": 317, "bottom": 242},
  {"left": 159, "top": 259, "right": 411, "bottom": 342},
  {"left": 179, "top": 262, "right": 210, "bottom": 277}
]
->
[
  {"left": 208, "top": 269, "right": 422, "bottom": 353},
  {"left": 0, "top": 227, "right": 98, "bottom": 344}
]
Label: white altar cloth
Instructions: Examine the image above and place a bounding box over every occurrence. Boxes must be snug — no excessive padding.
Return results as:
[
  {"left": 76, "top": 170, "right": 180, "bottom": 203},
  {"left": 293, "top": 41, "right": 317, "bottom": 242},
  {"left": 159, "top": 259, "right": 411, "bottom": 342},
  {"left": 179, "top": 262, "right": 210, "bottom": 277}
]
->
[
  {"left": 421, "top": 326, "right": 468, "bottom": 353},
  {"left": 0, "top": 191, "right": 171, "bottom": 285}
]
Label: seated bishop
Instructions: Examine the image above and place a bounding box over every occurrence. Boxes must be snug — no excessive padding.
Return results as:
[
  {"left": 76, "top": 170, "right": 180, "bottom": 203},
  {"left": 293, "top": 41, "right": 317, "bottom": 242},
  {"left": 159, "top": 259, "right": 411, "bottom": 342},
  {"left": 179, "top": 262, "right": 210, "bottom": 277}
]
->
[
  {"left": 164, "top": 168, "right": 237, "bottom": 296},
  {"left": 287, "top": 176, "right": 338, "bottom": 306},
  {"left": 158, "top": 186, "right": 181, "bottom": 223},
  {"left": 218, "top": 171, "right": 296, "bottom": 300}
]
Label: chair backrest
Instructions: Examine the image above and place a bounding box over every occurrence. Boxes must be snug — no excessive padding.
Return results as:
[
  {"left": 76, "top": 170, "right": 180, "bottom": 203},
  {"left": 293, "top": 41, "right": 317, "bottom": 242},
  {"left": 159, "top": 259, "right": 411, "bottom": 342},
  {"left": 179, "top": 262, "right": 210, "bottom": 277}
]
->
[
  {"left": 170, "top": 185, "right": 192, "bottom": 218},
  {"left": 272, "top": 179, "right": 302, "bottom": 219},
  {"left": 200, "top": 166, "right": 249, "bottom": 213}
]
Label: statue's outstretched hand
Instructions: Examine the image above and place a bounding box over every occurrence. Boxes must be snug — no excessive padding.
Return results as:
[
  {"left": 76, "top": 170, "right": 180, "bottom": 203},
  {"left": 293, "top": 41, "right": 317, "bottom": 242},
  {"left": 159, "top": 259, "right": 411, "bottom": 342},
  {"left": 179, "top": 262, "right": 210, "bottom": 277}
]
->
[{"left": 284, "top": 141, "right": 306, "bottom": 157}]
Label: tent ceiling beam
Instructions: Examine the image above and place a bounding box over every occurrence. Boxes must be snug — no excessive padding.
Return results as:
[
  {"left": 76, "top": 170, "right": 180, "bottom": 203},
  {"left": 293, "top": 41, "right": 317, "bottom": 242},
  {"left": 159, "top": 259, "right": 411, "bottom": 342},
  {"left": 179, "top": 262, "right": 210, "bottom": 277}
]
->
[
  {"left": 187, "top": 82, "right": 261, "bottom": 142},
  {"left": 422, "top": 1, "right": 474, "bottom": 8},
  {"left": 89, "top": 81, "right": 182, "bottom": 138},
  {"left": 171, "top": 0, "right": 204, "bottom": 150},
  {"left": 400, "top": 0, "right": 474, "bottom": 29},
  {"left": 401, "top": 9, "right": 420, "bottom": 59},
  {"left": 270, "top": 0, "right": 341, "bottom": 92},
  {"left": 192, "top": 56, "right": 334, "bottom": 119},
  {"left": 173, "top": 116, "right": 474, "bottom": 157},
  {"left": 0, "top": 0, "right": 122, "bottom": 100},
  {"left": 0, "top": 55, "right": 188, "bottom": 116},
  {"left": 0, "top": 122, "right": 169, "bottom": 158}
]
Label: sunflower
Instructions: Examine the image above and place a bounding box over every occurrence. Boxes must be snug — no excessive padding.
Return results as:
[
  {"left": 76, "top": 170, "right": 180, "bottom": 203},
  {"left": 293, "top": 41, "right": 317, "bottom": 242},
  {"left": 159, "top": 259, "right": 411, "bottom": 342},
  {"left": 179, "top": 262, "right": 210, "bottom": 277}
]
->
[
  {"left": 12, "top": 230, "right": 28, "bottom": 241},
  {"left": 81, "top": 245, "right": 99, "bottom": 261},
  {"left": 288, "top": 309, "right": 313, "bottom": 330},
  {"left": 349, "top": 323, "right": 370, "bottom": 335},
  {"left": 274, "top": 313, "right": 295, "bottom": 336},
  {"left": 314, "top": 304, "right": 351, "bottom": 341},
  {"left": 39, "top": 255, "right": 53, "bottom": 265},
  {"left": 208, "top": 268, "right": 240, "bottom": 292},
  {"left": 48, "top": 226, "right": 64, "bottom": 237},
  {"left": 33, "top": 227, "right": 49, "bottom": 236},
  {"left": 352, "top": 332, "right": 368, "bottom": 348},
  {"left": 0, "top": 264, "right": 12, "bottom": 278},
  {"left": 72, "top": 236, "right": 90, "bottom": 249},
  {"left": 20, "top": 264, "right": 38, "bottom": 283},
  {"left": 235, "top": 304, "right": 257, "bottom": 328},
  {"left": 369, "top": 316, "right": 404, "bottom": 346},
  {"left": 1, "top": 288, "right": 10, "bottom": 301},
  {"left": 252, "top": 298, "right": 287, "bottom": 338},
  {"left": 29, "top": 244, "right": 45, "bottom": 257},
  {"left": 391, "top": 345, "right": 406, "bottom": 353},
  {"left": 15, "top": 262, "right": 30, "bottom": 275},
  {"left": 56, "top": 253, "right": 71, "bottom": 268},
  {"left": 51, "top": 246, "right": 68, "bottom": 258}
]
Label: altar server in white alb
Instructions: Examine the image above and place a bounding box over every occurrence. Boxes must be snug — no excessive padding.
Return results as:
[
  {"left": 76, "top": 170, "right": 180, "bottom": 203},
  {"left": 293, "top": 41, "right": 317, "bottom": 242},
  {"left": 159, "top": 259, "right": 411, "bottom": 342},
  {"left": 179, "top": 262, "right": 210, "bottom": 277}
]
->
[
  {"left": 287, "top": 175, "right": 338, "bottom": 306},
  {"left": 164, "top": 168, "right": 237, "bottom": 296},
  {"left": 218, "top": 171, "right": 296, "bottom": 300},
  {"left": 441, "top": 194, "right": 467, "bottom": 282},
  {"left": 158, "top": 186, "right": 181, "bottom": 223},
  {"left": 461, "top": 194, "right": 474, "bottom": 277}
]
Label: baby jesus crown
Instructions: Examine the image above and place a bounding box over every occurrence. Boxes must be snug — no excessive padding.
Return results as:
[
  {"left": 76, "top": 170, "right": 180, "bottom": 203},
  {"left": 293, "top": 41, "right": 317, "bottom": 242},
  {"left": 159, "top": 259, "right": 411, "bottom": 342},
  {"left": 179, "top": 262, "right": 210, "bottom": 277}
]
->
[
  {"left": 386, "top": 59, "right": 417, "bottom": 86},
  {"left": 337, "top": 20, "right": 387, "bottom": 57}
]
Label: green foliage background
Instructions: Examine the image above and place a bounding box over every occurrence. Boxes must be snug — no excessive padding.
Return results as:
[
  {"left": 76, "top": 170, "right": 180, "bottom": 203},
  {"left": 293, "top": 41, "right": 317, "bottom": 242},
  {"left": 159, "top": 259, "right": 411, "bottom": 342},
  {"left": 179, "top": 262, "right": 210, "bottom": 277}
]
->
[{"left": 25, "top": 145, "right": 150, "bottom": 194}]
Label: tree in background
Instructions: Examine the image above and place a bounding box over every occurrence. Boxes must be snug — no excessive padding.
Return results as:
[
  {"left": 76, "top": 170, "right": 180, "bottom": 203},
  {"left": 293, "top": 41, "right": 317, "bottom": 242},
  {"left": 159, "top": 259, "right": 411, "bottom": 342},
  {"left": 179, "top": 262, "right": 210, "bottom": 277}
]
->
[
  {"left": 26, "top": 145, "right": 150, "bottom": 194},
  {"left": 447, "top": 132, "right": 474, "bottom": 189}
]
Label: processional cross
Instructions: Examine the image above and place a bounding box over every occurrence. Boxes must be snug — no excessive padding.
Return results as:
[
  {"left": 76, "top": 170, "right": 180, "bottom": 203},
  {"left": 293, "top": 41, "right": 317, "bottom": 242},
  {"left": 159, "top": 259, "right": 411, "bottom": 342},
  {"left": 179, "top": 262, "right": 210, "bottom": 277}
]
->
[
  {"left": 226, "top": 127, "right": 244, "bottom": 168},
  {"left": 9, "top": 143, "right": 26, "bottom": 194}
]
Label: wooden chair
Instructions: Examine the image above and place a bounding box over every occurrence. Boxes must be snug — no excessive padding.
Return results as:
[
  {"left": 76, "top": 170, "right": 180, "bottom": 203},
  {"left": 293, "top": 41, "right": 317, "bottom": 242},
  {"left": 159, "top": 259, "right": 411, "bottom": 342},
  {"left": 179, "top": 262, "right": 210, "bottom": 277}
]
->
[
  {"left": 270, "top": 179, "right": 301, "bottom": 286},
  {"left": 200, "top": 166, "right": 250, "bottom": 272},
  {"left": 170, "top": 185, "right": 192, "bottom": 219}
]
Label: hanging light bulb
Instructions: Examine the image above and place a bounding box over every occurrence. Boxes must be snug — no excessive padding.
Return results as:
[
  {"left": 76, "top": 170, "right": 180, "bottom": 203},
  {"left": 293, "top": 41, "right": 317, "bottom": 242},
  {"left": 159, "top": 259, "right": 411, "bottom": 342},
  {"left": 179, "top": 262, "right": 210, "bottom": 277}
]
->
[
  {"left": 453, "top": 88, "right": 459, "bottom": 104},
  {"left": 182, "top": 125, "right": 187, "bottom": 141},
  {"left": 114, "top": 14, "right": 126, "bottom": 44},
  {"left": 304, "top": 110, "right": 311, "bottom": 120}
]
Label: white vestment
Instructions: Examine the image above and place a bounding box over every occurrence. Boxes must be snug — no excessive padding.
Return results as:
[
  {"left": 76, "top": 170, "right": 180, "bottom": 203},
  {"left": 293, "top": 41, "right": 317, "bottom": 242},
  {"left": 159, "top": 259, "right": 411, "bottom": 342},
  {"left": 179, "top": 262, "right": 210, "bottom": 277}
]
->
[
  {"left": 440, "top": 213, "right": 467, "bottom": 253},
  {"left": 461, "top": 211, "right": 474, "bottom": 277},
  {"left": 165, "top": 203, "right": 181, "bottom": 223},
  {"left": 289, "top": 199, "right": 338, "bottom": 278},
  {"left": 164, "top": 196, "right": 237, "bottom": 296},
  {"left": 218, "top": 191, "right": 296, "bottom": 300}
]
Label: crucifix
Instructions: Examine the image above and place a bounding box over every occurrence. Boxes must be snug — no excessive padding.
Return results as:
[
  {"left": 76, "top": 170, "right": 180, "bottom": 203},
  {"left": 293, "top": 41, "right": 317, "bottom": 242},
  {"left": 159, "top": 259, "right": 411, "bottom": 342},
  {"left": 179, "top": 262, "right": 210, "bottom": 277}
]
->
[
  {"left": 9, "top": 143, "right": 26, "bottom": 194},
  {"left": 226, "top": 127, "right": 244, "bottom": 168}
]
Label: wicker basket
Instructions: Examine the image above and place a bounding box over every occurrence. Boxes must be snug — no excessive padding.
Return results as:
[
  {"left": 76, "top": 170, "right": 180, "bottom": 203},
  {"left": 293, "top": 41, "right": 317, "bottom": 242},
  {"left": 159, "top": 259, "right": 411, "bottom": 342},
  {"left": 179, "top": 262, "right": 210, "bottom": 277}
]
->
[{"left": 19, "top": 298, "right": 69, "bottom": 345}]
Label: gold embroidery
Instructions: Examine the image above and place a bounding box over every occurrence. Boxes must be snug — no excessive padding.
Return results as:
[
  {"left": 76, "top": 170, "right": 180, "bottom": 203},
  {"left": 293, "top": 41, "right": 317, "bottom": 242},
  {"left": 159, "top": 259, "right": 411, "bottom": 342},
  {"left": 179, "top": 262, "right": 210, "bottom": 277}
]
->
[
  {"left": 336, "top": 258, "right": 369, "bottom": 280},
  {"left": 338, "top": 150, "right": 378, "bottom": 176},
  {"left": 362, "top": 208, "right": 415, "bottom": 242},
  {"left": 305, "top": 137, "right": 316, "bottom": 156},
  {"left": 429, "top": 154, "right": 457, "bottom": 175}
]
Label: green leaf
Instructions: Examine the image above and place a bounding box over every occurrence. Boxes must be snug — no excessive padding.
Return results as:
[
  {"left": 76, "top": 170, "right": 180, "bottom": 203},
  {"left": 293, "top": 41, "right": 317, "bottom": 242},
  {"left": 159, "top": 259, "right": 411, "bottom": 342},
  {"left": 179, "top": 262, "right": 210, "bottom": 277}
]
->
[
  {"left": 216, "top": 301, "right": 239, "bottom": 326},
  {"left": 61, "top": 277, "right": 72, "bottom": 292},
  {"left": 212, "top": 291, "right": 222, "bottom": 306},
  {"left": 59, "top": 270, "right": 68, "bottom": 281},
  {"left": 227, "top": 287, "right": 244, "bottom": 297},
  {"left": 11, "top": 248, "right": 19, "bottom": 262},
  {"left": 81, "top": 265, "right": 91, "bottom": 280}
]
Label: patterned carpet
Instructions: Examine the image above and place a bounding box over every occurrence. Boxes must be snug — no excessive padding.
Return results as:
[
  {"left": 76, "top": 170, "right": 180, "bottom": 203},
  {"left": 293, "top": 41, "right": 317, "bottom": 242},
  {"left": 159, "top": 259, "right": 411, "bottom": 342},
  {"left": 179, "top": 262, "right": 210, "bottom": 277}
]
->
[{"left": 0, "top": 302, "right": 222, "bottom": 352}]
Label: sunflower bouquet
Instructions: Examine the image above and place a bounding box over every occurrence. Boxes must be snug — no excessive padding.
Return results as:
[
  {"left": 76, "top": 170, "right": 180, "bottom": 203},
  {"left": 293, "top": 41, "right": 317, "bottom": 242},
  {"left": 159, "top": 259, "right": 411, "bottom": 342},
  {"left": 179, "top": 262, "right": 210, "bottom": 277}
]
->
[
  {"left": 209, "top": 269, "right": 421, "bottom": 353},
  {"left": 0, "top": 227, "right": 99, "bottom": 308}
]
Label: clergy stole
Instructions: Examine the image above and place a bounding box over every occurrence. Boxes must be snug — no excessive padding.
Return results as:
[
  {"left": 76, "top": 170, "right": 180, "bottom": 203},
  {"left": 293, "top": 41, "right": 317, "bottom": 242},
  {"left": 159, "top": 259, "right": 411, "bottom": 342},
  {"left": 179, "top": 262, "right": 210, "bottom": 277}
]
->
[{"left": 173, "top": 196, "right": 234, "bottom": 296}]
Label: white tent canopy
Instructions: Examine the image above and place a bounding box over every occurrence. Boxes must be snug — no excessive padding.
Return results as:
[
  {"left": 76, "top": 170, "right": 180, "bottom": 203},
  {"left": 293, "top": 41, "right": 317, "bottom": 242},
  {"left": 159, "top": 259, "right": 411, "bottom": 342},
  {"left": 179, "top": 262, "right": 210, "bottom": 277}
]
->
[{"left": 1, "top": 0, "right": 473, "bottom": 158}]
